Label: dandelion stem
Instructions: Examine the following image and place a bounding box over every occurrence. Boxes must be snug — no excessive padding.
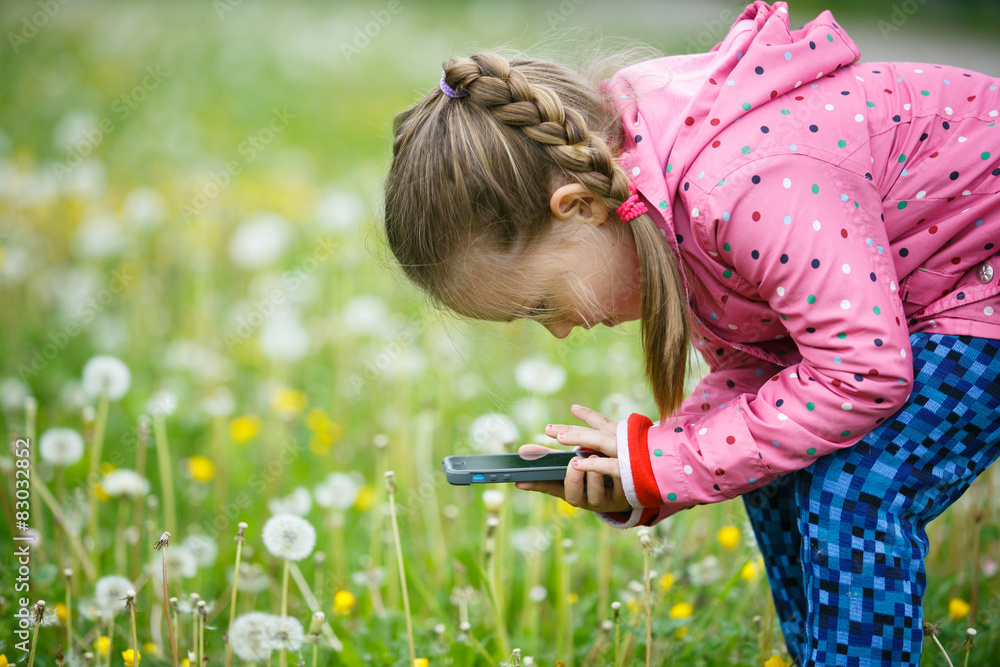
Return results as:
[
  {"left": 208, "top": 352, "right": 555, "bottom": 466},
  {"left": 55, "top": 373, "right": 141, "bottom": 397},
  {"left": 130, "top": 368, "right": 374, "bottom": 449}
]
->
[
  {"left": 226, "top": 523, "right": 247, "bottom": 667},
  {"left": 115, "top": 501, "right": 129, "bottom": 575},
  {"left": 152, "top": 416, "right": 177, "bottom": 534},
  {"left": 554, "top": 522, "right": 570, "bottom": 667},
  {"left": 385, "top": 471, "right": 416, "bottom": 666},
  {"left": 130, "top": 603, "right": 139, "bottom": 667},
  {"left": 930, "top": 632, "right": 955, "bottom": 667},
  {"left": 612, "top": 602, "right": 621, "bottom": 667},
  {"left": 970, "top": 510, "right": 983, "bottom": 622},
  {"left": 131, "top": 418, "right": 150, "bottom": 582},
  {"left": 27, "top": 604, "right": 43, "bottom": 667},
  {"left": 158, "top": 537, "right": 179, "bottom": 667},
  {"left": 644, "top": 550, "right": 652, "bottom": 667},
  {"left": 287, "top": 562, "right": 343, "bottom": 652},
  {"left": 87, "top": 393, "right": 110, "bottom": 559},
  {"left": 107, "top": 612, "right": 116, "bottom": 667},
  {"left": 26, "top": 398, "right": 48, "bottom": 563},
  {"left": 280, "top": 559, "right": 290, "bottom": 667},
  {"left": 484, "top": 515, "right": 510, "bottom": 657},
  {"left": 33, "top": 475, "right": 96, "bottom": 580},
  {"left": 65, "top": 571, "right": 74, "bottom": 655}
]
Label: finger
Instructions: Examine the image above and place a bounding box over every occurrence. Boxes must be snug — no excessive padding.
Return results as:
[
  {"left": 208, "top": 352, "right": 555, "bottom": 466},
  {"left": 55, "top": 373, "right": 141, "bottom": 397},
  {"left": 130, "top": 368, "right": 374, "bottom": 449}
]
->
[
  {"left": 563, "top": 459, "right": 585, "bottom": 507},
  {"left": 517, "top": 444, "right": 559, "bottom": 455},
  {"left": 556, "top": 429, "right": 616, "bottom": 456},
  {"left": 571, "top": 455, "right": 620, "bottom": 479},
  {"left": 586, "top": 470, "right": 605, "bottom": 507},
  {"left": 514, "top": 480, "right": 565, "bottom": 499},
  {"left": 571, "top": 404, "right": 616, "bottom": 432}
]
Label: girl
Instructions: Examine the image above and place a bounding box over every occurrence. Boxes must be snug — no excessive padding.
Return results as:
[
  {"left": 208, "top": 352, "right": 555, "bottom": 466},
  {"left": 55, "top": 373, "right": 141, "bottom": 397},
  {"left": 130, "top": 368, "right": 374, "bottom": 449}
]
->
[{"left": 382, "top": 2, "right": 1000, "bottom": 665}]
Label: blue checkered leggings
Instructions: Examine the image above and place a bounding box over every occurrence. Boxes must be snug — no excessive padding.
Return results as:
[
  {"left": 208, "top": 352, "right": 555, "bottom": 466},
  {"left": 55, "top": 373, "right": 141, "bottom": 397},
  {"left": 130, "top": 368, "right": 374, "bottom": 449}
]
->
[{"left": 743, "top": 333, "right": 1000, "bottom": 666}]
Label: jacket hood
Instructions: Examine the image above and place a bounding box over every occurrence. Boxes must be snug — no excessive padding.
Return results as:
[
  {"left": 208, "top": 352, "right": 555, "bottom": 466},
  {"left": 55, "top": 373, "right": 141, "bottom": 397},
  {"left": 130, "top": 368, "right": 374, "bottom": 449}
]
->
[{"left": 606, "top": 1, "right": 861, "bottom": 243}]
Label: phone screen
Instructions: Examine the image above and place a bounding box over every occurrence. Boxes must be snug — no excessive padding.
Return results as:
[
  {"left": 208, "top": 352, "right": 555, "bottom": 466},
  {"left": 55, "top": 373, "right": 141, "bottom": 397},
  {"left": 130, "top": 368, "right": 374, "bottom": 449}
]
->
[{"left": 448, "top": 452, "right": 577, "bottom": 470}]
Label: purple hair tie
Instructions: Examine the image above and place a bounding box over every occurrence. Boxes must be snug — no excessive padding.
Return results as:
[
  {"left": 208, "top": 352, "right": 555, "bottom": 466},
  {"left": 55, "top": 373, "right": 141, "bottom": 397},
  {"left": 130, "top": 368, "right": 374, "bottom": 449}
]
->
[{"left": 439, "top": 71, "right": 468, "bottom": 99}]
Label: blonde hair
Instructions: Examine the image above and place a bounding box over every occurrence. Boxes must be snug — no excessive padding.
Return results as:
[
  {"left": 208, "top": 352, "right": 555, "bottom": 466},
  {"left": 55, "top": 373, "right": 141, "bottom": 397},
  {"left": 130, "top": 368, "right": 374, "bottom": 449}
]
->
[{"left": 383, "top": 52, "right": 689, "bottom": 418}]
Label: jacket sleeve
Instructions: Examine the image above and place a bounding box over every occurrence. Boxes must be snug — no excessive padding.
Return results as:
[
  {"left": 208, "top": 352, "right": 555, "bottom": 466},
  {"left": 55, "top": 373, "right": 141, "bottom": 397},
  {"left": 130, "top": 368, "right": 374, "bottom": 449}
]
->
[{"left": 615, "top": 154, "right": 913, "bottom": 523}]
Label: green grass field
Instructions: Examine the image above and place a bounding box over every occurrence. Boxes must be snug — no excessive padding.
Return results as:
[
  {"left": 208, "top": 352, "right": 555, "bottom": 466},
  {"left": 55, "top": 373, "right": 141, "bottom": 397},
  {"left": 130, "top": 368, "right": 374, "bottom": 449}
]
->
[{"left": 1, "top": 1, "right": 998, "bottom": 665}]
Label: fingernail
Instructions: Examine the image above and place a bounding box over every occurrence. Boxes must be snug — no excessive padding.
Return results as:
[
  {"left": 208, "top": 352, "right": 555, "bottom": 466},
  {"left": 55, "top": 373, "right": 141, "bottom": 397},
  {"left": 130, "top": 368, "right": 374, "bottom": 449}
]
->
[
  {"left": 571, "top": 404, "right": 581, "bottom": 409},
  {"left": 558, "top": 432, "right": 566, "bottom": 439},
  {"left": 571, "top": 459, "right": 579, "bottom": 467}
]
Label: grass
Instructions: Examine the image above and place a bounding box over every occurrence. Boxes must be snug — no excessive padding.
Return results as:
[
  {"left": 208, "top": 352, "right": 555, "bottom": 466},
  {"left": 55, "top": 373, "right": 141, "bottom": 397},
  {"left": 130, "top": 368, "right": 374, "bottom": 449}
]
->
[{"left": 0, "top": 1, "right": 998, "bottom": 665}]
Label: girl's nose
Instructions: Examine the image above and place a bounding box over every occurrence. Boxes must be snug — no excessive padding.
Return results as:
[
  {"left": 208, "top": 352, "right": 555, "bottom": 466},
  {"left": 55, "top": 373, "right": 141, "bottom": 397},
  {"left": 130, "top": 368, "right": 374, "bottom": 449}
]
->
[{"left": 543, "top": 321, "right": 573, "bottom": 339}]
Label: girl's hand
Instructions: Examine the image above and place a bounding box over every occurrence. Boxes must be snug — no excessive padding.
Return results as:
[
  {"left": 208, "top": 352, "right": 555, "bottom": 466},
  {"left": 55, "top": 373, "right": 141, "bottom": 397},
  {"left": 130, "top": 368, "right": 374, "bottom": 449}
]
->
[{"left": 514, "top": 404, "right": 633, "bottom": 514}]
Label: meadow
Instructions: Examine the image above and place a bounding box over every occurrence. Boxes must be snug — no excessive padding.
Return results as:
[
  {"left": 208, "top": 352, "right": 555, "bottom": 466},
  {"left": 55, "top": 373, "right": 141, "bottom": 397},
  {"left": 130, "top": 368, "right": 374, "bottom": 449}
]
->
[{"left": 1, "top": 1, "right": 998, "bottom": 665}]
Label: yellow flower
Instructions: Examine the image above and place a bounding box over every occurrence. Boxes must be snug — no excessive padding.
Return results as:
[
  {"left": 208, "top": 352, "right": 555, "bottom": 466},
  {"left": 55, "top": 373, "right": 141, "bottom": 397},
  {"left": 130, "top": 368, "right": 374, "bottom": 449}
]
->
[
  {"left": 556, "top": 499, "right": 580, "bottom": 518},
  {"left": 95, "top": 483, "right": 110, "bottom": 502},
  {"left": 142, "top": 642, "right": 158, "bottom": 656},
  {"left": 659, "top": 573, "right": 675, "bottom": 593},
  {"left": 181, "top": 659, "right": 191, "bottom": 667},
  {"left": 764, "top": 654, "right": 791, "bottom": 667},
  {"left": 413, "top": 660, "right": 429, "bottom": 667},
  {"left": 740, "top": 560, "right": 760, "bottom": 582},
  {"left": 717, "top": 525, "right": 741, "bottom": 549},
  {"left": 0, "top": 654, "right": 8, "bottom": 667},
  {"left": 627, "top": 598, "right": 642, "bottom": 614},
  {"left": 675, "top": 626, "right": 689, "bottom": 639},
  {"left": 230, "top": 415, "right": 261, "bottom": 443},
  {"left": 54, "top": 603, "right": 68, "bottom": 621},
  {"left": 566, "top": 592, "right": 579, "bottom": 605},
  {"left": 100, "top": 462, "right": 117, "bottom": 475},
  {"left": 122, "top": 649, "right": 141, "bottom": 666},
  {"left": 186, "top": 455, "right": 215, "bottom": 482},
  {"left": 668, "top": 602, "right": 693, "bottom": 619},
  {"left": 948, "top": 597, "right": 971, "bottom": 620},
  {"left": 271, "top": 388, "right": 306, "bottom": 418},
  {"left": 94, "top": 636, "right": 111, "bottom": 657},
  {"left": 353, "top": 486, "right": 374, "bottom": 512},
  {"left": 333, "top": 589, "right": 355, "bottom": 615},
  {"left": 306, "top": 408, "right": 330, "bottom": 432}
]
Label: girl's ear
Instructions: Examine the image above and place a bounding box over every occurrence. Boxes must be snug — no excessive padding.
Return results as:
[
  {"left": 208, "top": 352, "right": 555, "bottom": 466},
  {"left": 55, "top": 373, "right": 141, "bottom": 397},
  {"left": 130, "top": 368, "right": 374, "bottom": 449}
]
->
[{"left": 550, "top": 183, "right": 609, "bottom": 225}]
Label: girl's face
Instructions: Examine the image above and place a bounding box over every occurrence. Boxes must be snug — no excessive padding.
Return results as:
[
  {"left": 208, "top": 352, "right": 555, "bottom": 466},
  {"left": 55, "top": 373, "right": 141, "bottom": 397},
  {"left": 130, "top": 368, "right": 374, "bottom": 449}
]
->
[{"left": 447, "top": 186, "right": 643, "bottom": 338}]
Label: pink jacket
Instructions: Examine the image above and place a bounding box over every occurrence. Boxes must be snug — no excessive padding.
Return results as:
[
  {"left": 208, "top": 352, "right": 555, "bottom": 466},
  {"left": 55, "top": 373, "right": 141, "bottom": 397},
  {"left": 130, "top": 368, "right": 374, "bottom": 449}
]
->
[{"left": 602, "top": 1, "right": 1000, "bottom": 528}]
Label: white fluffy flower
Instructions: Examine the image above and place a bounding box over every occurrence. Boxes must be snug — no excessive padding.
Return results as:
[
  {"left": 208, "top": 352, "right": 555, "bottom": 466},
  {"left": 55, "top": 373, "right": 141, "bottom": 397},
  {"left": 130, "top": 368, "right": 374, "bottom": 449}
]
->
[
  {"left": 201, "top": 386, "right": 235, "bottom": 417},
  {"left": 600, "top": 393, "right": 641, "bottom": 422},
  {"left": 123, "top": 187, "right": 166, "bottom": 227},
  {"left": 182, "top": 534, "right": 219, "bottom": 568},
  {"left": 82, "top": 355, "right": 131, "bottom": 400},
  {"left": 316, "top": 190, "right": 365, "bottom": 232},
  {"left": 39, "top": 428, "right": 85, "bottom": 467},
  {"left": 262, "top": 514, "right": 316, "bottom": 561},
  {"left": 515, "top": 357, "right": 566, "bottom": 395},
  {"left": 0, "top": 377, "right": 29, "bottom": 411},
  {"left": 74, "top": 212, "right": 125, "bottom": 259},
  {"left": 528, "top": 585, "right": 547, "bottom": 603},
  {"left": 229, "top": 562, "right": 270, "bottom": 593},
  {"left": 149, "top": 546, "right": 198, "bottom": 588},
  {"left": 268, "top": 487, "right": 312, "bottom": 517},
  {"left": 229, "top": 612, "right": 273, "bottom": 662},
  {"left": 314, "top": 472, "right": 362, "bottom": 511},
  {"left": 95, "top": 576, "right": 134, "bottom": 615},
  {"left": 340, "top": 295, "right": 393, "bottom": 338},
  {"left": 229, "top": 213, "right": 292, "bottom": 270},
  {"left": 267, "top": 615, "right": 304, "bottom": 651},
  {"left": 258, "top": 311, "right": 309, "bottom": 363},
  {"left": 147, "top": 390, "right": 178, "bottom": 418},
  {"left": 482, "top": 490, "right": 505, "bottom": 513},
  {"left": 101, "top": 469, "right": 150, "bottom": 498},
  {"left": 687, "top": 554, "right": 722, "bottom": 586},
  {"left": 468, "top": 413, "right": 518, "bottom": 454}
]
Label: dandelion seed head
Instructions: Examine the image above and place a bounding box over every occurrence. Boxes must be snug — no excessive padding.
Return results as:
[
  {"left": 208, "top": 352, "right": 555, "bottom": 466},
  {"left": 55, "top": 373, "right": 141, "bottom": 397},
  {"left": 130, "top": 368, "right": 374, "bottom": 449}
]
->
[
  {"left": 314, "top": 472, "right": 362, "bottom": 510},
  {"left": 95, "top": 576, "right": 134, "bottom": 616},
  {"left": 82, "top": 355, "right": 131, "bottom": 400},
  {"left": 482, "top": 490, "right": 505, "bottom": 513},
  {"left": 267, "top": 487, "right": 312, "bottom": 516},
  {"left": 528, "top": 585, "right": 547, "bottom": 603},
  {"left": 201, "top": 386, "right": 236, "bottom": 417},
  {"left": 39, "top": 428, "right": 85, "bottom": 467},
  {"left": 515, "top": 357, "right": 566, "bottom": 395},
  {"left": 469, "top": 413, "right": 518, "bottom": 454},
  {"left": 230, "top": 612, "right": 274, "bottom": 662},
  {"left": 261, "top": 514, "right": 316, "bottom": 561},
  {"left": 147, "top": 390, "right": 178, "bottom": 418},
  {"left": 101, "top": 469, "right": 150, "bottom": 498},
  {"left": 266, "top": 615, "right": 304, "bottom": 651},
  {"left": 228, "top": 213, "right": 292, "bottom": 270},
  {"left": 181, "top": 534, "right": 219, "bottom": 569}
]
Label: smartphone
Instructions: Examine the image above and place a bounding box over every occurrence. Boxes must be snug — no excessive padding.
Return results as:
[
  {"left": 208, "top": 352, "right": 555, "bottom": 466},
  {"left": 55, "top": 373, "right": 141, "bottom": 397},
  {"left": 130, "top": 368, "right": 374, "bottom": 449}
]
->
[{"left": 442, "top": 450, "right": 594, "bottom": 485}]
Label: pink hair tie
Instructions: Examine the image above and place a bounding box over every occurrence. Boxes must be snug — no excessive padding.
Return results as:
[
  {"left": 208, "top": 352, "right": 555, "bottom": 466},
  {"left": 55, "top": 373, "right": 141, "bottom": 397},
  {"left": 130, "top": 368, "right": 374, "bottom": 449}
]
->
[{"left": 616, "top": 182, "right": 647, "bottom": 222}]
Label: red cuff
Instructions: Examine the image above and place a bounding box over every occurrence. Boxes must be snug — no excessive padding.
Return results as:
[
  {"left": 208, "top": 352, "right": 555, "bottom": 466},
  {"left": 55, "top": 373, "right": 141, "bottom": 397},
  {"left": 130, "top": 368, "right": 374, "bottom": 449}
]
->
[{"left": 627, "top": 414, "right": 661, "bottom": 507}]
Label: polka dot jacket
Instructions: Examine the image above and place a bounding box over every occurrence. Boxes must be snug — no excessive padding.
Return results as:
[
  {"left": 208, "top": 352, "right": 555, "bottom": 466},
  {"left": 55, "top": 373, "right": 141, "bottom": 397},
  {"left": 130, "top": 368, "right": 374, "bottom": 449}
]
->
[{"left": 600, "top": 1, "right": 1000, "bottom": 528}]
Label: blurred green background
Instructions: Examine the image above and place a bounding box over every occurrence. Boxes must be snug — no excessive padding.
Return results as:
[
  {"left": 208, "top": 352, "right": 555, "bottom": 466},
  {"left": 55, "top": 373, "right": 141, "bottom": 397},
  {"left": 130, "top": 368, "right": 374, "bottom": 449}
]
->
[{"left": 1, "top": 1, "right": 998, "bottom": 666}]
